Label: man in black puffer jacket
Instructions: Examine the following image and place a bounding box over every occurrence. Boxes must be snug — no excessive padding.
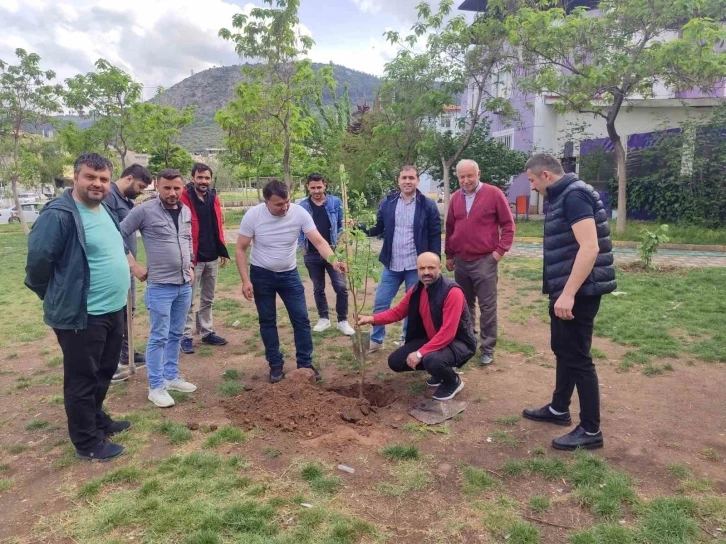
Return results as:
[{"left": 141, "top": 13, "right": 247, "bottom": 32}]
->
[{"left": 522, "top": 153, "right": 616, "bottom": 451}]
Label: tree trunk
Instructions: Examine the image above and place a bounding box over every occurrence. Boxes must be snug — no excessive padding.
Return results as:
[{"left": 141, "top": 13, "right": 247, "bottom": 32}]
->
[
  {"left": 10, "top": 175, "right": 30, "bottom": 235},
  {"left": 441, "top": 155, "right": 451, "bottom": 220},
  {"left": 283, "top": 131, "right": 292, "bottom": 187},
  {"left": 612, "top": 136, "right": 627, "bottom": 234}
]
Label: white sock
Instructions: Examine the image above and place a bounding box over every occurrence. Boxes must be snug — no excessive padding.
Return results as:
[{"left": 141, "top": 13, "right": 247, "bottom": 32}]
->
[
  {"left": 549, "top": 406, "right": 568, "bottom": 416},
  {"left": 585, "top": 430, "right": 601, "bottom": 436}
]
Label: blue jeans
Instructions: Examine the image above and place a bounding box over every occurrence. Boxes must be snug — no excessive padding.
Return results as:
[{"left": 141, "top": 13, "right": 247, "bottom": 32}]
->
[
  {"left": 145, "top": 282, "right": 193, "bottom": 389},
  {"left": 250, "top": 265, "right": 313, "bottom": 369},
  {"left": 371, "top": 267, "right": 419, "bottom": 345}
]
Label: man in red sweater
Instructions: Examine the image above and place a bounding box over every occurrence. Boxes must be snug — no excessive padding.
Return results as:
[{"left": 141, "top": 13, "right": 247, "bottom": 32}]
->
[
  {"left": 358, "top": 252, "right": 476, "bottom": 401},
  {"left": 445, "top": 159, "right": 515, "bottom": 367}
]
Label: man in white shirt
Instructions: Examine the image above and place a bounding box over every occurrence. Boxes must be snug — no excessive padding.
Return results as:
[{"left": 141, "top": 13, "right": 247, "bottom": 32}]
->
[{"left": 236, "top": 179, "right": 346, "bottom": 383}]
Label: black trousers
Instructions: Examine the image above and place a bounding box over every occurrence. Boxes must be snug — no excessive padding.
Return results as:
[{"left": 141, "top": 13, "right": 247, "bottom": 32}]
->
[
  {"left": 54, "top": 309, "right": 124, "bottom": 450},
  {"left": 549, "top": 295, "right": 602, "bottom": 433},
  {"left": 304, "top": 252, "right": 348, "bottom": 321},
  {"left": 388, "top": 338, "right": 460, "bottom": 386}
]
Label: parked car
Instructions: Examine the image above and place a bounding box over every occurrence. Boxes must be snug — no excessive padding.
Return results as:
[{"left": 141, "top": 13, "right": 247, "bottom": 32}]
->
[{"left": 0, "top": 203, "right": 43, "bottom": 224}]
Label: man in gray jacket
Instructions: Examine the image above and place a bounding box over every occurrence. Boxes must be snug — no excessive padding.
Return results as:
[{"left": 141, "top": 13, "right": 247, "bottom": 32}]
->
[{"left": 121, "top": 169, "right": 197, "bottom": 408}]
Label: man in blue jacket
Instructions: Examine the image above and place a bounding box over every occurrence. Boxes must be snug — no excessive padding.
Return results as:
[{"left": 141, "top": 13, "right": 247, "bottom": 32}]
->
[
  {"left": 366, "top": 165, "right": 441, "bottom": 351},
  {"left": 298, "top": 173, "right": 355, "bottom": 336},
  {"left": 25, "top": 154, "right": 133, "bottom": 462}
]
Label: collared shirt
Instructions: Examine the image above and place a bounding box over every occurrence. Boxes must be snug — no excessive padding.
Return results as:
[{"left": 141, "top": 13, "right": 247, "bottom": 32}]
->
[
  {"left": 389, "top": 194, "right": 417, "bottom": 272},
  {"left": 120, "top": 197, "right": 193, "bottom": 285},
  {"left": 464, "top": 182, "right": 483, "bottom": 215}
]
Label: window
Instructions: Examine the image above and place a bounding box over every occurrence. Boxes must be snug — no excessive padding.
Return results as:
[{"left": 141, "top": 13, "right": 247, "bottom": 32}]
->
[
  {"left": 440, "top": 112, "right": 452, "bottom": 129},
  {"left": 491, "top": 68, "right": 512, "bottom": 100},
  {"left": 494, "top": 133, "right": 514, "bottom": 150}
]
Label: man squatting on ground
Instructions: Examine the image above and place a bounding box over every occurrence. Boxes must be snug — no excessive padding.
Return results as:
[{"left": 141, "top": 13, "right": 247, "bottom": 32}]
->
[
  {"left": 358, "top": 252, "right": 476, "bottom": 401},
  {"left": 522, "top": 153, "right": 616, "bottom": 451},
  {"left": 25, "top": 153, "right": 132, "bottom": 461},
  {"left": 180, "top": 162, "right": 230, "bottom": 354},
  {"left": 102, "top": 163, "right": 152, "bottom": 384},
  {"left": 298, "top": 172, "right": 356, "bottom": 337},
  {"left": 122, "top": 169, "right": 198, "bottom": 409},
  {"left": 445, "top": 159, "right": 515, "bottom": 367},
  {"left": 235, "top": 179, "right": 347, "bottom": 384}
]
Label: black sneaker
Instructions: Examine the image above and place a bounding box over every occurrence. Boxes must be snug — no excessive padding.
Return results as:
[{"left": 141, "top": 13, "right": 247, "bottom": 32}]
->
[
  {"left": 309, "top": 365, "right": 322, "bottom": 383},
  {"left": 552, "top": 425, "right": 604, "bottom": 451},
  {"left": 104, "top": 420, "right": 131, "bottom": 437},
  {"left": 522, "top": 404, "right": 572, "bottom": 426},
  {"left": 133, "top": 352, "right": 146, "bottom": 368},
  {"left": 76, "top": 439, "right": 124, "bottom": 462},
  {"left": 180, "top": 338, "right": 194, "bottom": 354},
  {"left": 426, "top": 375, "right": 442, "bottom": 388},
  {"left": 432, "top": 376, "right": 464, "bottom": 401},
  {"left": 202, "top": 333, "right": 228, "bottom": 346},
  {"left": 269, "top": 366, "right": 285, "bottom": 383}
]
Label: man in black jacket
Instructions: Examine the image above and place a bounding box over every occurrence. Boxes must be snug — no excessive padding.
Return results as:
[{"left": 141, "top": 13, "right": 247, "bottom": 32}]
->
[
  {"left": 358, "top": 252, "right": 475, "bottom": 401},
  {"left": 103, "top": 163, "right": 152, "bottom": 383},
  {"left": 366, "top": 166, "right": 441, "bottom": 352},
  {"left": 522, "top": 153, "right": 616, "bottom": 451},
  {"left": 25, "top": 154, "right": 135, "bottom": 462}
]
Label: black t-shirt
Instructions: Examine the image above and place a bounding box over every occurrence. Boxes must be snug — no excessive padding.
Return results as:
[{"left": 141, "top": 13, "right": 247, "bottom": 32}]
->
[
  {"left": 193, "top": 192, "right": 218, "bottom": 262},
  {"left": 564, "top": 190, "right": 595, "bottom": 226},
  {"left": 166, "top": 207, "right": 181, "bottom": 232},
  {"left": 307, "top": 200, "right": 331, "bottom": 255}
]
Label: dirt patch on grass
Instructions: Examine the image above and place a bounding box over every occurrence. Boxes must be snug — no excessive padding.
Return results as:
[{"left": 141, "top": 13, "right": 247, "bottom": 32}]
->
[{"left": 224, "top": 375, "right": 399, "bottom": 438}]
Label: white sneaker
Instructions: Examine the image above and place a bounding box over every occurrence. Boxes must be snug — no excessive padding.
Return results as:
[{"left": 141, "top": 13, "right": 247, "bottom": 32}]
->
[
  {"left": 337, "top": 320, "right": 355, "bottom": 336},
  {"left": 369, "top": 341, "right": 383, "bottom": 353},
  {"left": 313, "top": 318, "right": 331, "bottom": 332},
  {"left": 164, "top": 377, "right": 197, "bottom": 392},
  {"left": 148, "top": 387, "right": 175, "bottom": 408}
]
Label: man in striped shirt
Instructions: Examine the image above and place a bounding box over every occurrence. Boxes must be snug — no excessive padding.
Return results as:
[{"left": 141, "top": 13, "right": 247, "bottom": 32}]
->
[{"left": 365, "top": 166, "right": 441, "bottom": 351}]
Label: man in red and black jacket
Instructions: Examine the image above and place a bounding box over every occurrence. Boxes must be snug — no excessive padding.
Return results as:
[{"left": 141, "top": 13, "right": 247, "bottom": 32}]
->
[
  {"left": 358, "top": 252, "right": 476, "bottom": 401},
  {"left": 179, "top": 162, "right": 230, "bottom": 353},
  {"left": 445, "top": 159, "right": 515, "bottom": 367}
]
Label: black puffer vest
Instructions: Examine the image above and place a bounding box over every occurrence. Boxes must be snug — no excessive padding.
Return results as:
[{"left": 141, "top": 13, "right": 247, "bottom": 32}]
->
[
  {"left": 543, "top": 174, "right": 617, "bottom": 299},
  {"left": 406, "top": 276, "right": 477, "bottom": 366}
]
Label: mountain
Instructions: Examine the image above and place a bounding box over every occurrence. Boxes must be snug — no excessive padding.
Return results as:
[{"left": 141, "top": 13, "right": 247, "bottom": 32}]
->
[{"left": 149, "top": 64, "right": 381, "bottom": 152}]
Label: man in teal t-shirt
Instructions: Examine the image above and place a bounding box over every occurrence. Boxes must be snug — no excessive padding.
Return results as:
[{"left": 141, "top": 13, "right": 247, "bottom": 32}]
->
[{"left": 25, "top": 153, "right": 134, "bottom": 462}]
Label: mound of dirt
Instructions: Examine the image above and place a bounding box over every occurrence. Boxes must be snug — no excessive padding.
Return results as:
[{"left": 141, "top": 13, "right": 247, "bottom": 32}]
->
[{"left": 223, "top": 374, "right": 399, "bottom": 438}]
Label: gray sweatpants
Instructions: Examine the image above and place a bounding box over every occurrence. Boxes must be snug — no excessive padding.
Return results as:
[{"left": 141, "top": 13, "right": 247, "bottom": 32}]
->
[
  {"left": 454, "top": 254, "right": 498, "bottom": 355},
  {"left": 184, "top": 260, "right": 219, "bottom": 339}
]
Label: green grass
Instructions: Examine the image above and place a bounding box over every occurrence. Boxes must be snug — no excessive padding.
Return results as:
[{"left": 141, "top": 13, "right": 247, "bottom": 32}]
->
[
  {"left": 169, "top": 391, "right": 192, "bottom": 403},
  {"left": 495, "top": 414, "right": 521, "bottom": 426},
  {"left": 6, "top": 444, "right": 28, "bottom": 454},
  {"left": 217, "top": 381, "right": 245, "bottom": 397},
  {"left": 590, "top": 348, "right": 607, "bottom": 359},
  {"left": 39, "top": 450, "right": 373, "bottom": 544},
  {"left": 299, "top": 462, "right": 343, "bottom": 495},
  {"left": 197, "top": 346, "right": 213, "bottom": 357},
  {"left": 6, "top": 351, "right": 18, "bottom": 360},
  {"left": 498, "top": 337, "right": 536, "bottom": 357},
  {"left": 514, "top": 219, "right": 726, "bottom": 246},
  {"left": 381, "top": 444, "right": 420, "bottom": 461},
  {"left": 407, "top": 381, "right": 427, "bottom": 395},
  {"left": 159, "top": 420, "right": 193, "bottom": 445},
  {"left": 24, "top": 419, "right": 52, "bottom": 431},
  {"left": 263, "top": 447, "right": 281, "bottom": 459},
  {"left": 528, "top": 495, "right": 550, "bottom": 513},
  {"left": 221, "top": 368, "right": 243, "bottom": 381},
  {"left": 204, "top": 426, "right": 247, "bottom": 448},
  {"left": 622, "top": 350, "right": 651, "bottom": 365},
  {"left": 460, "top": 464, "right": 497, "bottom": 495},
  {"left": 502, "top": 457, "right": 568, "bottom": 480},
  {"left": 46, "top": 355, "right": 63, "bottom": 368},
  {"left": 476, "top": 496, "right": 540, "bottom": 543},
  {"left": 596, "top": 267, "right": 726, "bottom": 361},
  {"left": 642, "top": 363, "right": 664, "bottom": 376},
  {"left": 375, "top": 460, "right": 432, "bottom": 497},
  {"left": 0, "top": 478, "right": 14, "bottom": 491},
  {"left": 403, "top": 422, "right": 451, "bottom": 437},
  {"left": 489, "top": 430, "right": 521, "bottom": 448}
]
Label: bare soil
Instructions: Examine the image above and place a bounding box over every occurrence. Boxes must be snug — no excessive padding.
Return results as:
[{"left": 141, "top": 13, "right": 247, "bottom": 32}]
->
[{"left": 0, "top": 273, "right": 724, "bottom": 543}]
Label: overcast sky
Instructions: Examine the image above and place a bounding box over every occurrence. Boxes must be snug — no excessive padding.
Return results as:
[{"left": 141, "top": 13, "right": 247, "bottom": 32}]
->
[{"left": 0, "top": 0, "right": 466, "bottom": 99}]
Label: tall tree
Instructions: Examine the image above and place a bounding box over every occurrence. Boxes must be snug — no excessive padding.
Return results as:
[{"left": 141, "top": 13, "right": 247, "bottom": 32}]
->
[
  {"left": 219, "top": 0, "right": 321, "bottom": 186},
  {"left": 0, "top": 49, "right": 63, "bottom": 234},
  {"left": 384, "top": 0, "right": 518, "bottom": 214},
  {"left": 508, "top": 0, "right": 726, "bottom": 232},
  {"left": 64, "top": 59, "right": 143, "bottom": 168},
  {"left": 131, "top": 102, "right": 196, "bottom": 171}
]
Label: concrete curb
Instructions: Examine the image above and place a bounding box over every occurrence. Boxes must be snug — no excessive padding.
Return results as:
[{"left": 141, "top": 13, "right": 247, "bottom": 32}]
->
[{"left": 514, "top": 236, "right": 726, "bottom": 253}]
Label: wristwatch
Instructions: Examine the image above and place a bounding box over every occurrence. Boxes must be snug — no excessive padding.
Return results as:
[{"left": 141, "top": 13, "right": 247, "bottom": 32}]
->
[{"left": 415, "top": 351, "right": 423, "bottom": 360}]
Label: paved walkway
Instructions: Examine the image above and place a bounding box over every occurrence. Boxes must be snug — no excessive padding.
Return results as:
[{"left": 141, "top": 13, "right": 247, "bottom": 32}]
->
[{"left": 225, "top": 230, "right": 726, "bottom": 268}]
